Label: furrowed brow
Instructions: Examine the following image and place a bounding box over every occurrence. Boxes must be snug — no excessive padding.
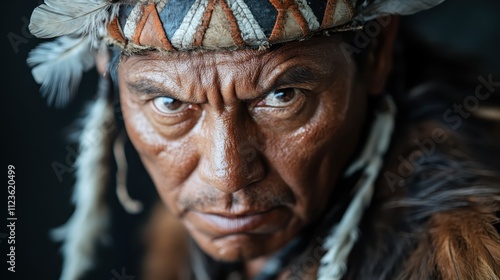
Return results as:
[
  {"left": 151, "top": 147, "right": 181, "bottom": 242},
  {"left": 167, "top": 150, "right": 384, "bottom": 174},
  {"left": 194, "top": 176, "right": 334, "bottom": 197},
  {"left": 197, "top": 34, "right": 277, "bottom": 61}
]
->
[
  {"left": 127, "top": 80, "right": 169, "bottom": 96},
  {"left": 126, "top": 79, "right": 204, "bottom": 103},
  {"left": 270, "top": 66, "right": 324, "bottom": 90}
]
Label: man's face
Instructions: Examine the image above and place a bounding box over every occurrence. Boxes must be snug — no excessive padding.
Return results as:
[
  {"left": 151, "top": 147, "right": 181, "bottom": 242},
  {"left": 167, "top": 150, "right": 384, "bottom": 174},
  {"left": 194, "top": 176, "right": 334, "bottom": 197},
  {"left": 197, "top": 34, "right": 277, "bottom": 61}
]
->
[{"left": 118, "top": 36, "right": 368, "bottom": 261}]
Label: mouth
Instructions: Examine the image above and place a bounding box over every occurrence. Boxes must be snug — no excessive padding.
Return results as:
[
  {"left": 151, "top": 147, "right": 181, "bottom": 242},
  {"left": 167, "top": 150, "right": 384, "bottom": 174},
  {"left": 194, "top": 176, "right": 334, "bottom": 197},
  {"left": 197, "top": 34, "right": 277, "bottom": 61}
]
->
[{"left": 189, "top": 207, "right": 290, "bottom": 236}]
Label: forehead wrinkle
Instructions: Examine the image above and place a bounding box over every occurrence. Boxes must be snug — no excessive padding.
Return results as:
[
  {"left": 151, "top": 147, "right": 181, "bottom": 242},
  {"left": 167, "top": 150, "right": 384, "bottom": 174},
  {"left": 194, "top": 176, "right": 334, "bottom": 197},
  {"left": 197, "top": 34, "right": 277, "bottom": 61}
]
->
[
  {"left": 256, "top": 53, "right": 301, "bottom": 92},
  {"left": 123, "top": 56, "right": 183, "bottom": 90},
  {"left": 159, "top": 55, "right": 213, "bottom": 104},
  {"left": 127, "top": 39, "right": 342, "bottom": 104},
  {"left": 204, "top": 62, "right": 226, "bottom": 110},
  {"left": 237, "top": 55, "right": 267, "bottom": 97},
  {"left": 171, "top": 59, "right": 184, "bottom": 95},
  {"left": 187, "top": 51, "right": 267, "bottom": 107},
  {"left": 157, "top": 49, "right": 274, "bottom": 99},
  {"left": 131, "top": 66, "right": 208, "bottom": 103},
  {"left": 218, "top": 56, "right": 264, "bottom": 102},
  {"left": 208, "top": 50, "right": 274, "bottom": 100}
]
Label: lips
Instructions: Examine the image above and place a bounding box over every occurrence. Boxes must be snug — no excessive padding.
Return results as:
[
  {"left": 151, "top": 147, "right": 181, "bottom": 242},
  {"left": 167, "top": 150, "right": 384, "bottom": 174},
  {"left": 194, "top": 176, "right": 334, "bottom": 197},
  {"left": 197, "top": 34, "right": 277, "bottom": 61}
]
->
[{"left": 189, "top": 207, "right": 290, "bottom": 236}]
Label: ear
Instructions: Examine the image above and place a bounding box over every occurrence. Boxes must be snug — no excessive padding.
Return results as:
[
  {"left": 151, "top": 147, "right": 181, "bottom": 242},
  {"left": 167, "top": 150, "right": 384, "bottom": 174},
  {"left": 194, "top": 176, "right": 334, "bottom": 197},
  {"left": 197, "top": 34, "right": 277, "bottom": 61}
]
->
[{"left": 365, "top": 16, "right": 399, "bottom": 96}]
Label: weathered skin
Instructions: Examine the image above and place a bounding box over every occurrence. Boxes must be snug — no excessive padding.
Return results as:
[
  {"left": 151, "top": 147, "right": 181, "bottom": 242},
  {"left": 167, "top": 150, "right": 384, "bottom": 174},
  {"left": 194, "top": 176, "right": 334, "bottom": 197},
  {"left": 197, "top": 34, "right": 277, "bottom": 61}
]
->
[{"left": 118, "top": 21, "right": 397, "bottom": 276}]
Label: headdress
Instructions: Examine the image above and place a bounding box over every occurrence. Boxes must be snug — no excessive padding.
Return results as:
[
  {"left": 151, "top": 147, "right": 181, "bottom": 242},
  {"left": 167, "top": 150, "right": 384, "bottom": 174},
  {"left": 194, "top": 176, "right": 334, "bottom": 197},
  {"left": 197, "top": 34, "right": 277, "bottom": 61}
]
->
[{"left": 27, "top": 1, "right": 444, "bottom": 279}]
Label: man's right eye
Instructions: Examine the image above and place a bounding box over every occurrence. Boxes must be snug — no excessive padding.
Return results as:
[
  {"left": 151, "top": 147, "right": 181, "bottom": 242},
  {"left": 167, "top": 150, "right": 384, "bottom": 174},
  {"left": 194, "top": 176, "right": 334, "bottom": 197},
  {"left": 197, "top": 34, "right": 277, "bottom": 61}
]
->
[{"left": 152, "top": 96, "right": 189, "bottom": 115}]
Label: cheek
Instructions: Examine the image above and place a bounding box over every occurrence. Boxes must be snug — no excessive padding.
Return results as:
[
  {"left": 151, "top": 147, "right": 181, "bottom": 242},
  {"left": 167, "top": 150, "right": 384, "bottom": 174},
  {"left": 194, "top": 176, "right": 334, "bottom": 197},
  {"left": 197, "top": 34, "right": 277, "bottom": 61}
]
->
[
  {"left": 120, "top": 92, "right": 199, "bottom": 208},
  {"left": 267, "top": 76, "right": 363, "bottom": 219}
]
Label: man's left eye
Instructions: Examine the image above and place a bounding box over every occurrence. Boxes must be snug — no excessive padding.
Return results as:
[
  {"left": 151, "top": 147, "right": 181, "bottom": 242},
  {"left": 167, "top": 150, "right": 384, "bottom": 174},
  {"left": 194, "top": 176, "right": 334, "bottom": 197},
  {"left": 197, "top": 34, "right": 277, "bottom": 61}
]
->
[
  {"left": 259, "top": 89, "right": 301, "bottom": 107},
  {"left": 152, "top": 96, "right": 189, "bottom": 114}
]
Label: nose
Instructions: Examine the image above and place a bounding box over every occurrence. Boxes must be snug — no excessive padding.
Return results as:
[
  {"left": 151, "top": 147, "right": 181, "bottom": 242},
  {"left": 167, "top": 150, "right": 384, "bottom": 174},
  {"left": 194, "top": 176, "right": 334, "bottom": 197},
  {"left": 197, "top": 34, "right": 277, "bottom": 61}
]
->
[{"left": 198, "top": 115, "right": 265, "bottom": 193}]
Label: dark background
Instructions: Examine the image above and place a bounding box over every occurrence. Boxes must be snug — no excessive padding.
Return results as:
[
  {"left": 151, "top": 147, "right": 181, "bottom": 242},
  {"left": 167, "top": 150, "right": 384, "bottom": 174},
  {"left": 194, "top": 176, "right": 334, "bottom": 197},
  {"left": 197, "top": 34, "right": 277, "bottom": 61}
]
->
[{"left": 1, "top": 1, "right": 499, "bottom": 279}]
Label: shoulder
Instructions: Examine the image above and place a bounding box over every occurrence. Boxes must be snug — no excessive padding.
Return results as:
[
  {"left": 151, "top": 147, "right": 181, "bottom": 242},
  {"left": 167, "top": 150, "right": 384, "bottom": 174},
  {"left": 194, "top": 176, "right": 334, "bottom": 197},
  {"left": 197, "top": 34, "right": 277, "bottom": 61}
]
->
[{"left": 346, "top": 85, "right": 500, "bottom": 279}]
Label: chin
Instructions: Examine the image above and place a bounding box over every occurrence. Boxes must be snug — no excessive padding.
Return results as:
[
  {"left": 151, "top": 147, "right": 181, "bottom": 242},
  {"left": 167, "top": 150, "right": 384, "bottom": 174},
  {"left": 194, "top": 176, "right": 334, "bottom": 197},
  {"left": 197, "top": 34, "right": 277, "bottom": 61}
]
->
[{"left": 191, "top": 230, "right": 293, "bottom": 262}]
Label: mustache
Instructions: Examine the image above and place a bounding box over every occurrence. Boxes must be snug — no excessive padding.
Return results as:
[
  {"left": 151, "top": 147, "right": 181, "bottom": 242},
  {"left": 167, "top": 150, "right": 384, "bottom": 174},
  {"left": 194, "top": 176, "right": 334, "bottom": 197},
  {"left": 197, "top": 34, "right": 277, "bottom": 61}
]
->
[{"left": 178, "top": 185, "right": 296, "bottom": 213}]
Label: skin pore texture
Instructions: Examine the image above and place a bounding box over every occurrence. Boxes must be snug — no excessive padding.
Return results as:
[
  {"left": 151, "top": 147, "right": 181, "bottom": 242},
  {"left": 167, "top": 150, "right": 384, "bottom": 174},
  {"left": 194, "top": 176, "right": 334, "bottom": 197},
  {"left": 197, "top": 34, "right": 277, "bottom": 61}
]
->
[{"left": 117, "top": 21, "right": 397, "bottom": 276}]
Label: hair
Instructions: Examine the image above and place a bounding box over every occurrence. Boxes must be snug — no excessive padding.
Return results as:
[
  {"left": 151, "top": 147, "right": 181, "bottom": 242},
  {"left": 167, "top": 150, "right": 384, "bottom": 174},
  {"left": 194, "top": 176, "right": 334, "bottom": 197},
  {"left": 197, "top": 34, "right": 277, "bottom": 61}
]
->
[{"left": 109, "top": 47, "right": 122, "bottom": 88}]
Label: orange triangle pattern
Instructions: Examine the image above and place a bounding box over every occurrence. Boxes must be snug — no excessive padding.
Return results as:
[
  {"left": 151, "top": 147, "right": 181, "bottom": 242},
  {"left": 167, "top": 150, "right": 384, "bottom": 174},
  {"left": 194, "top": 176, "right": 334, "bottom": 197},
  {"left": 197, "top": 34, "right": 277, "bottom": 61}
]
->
[
  {"left": 193, "top": 0, "right": 245, "bottom": 48},
  {"left": 268, "top": 0, "right": 310, "bottom": 43},
  {"left": 193, "top": 0, "right": 216, "bottom": 46},
  {"left": 132, "top": 3, "right": 174, "bottom": 50},
  {"left": 107, "top": 17, "right": 126, "bottom": 44},
  {"left": 109, "top": 1, "right": 358, "bottom": 51},
  {"left": 322, "top": 0, "right": 354, "bottom": 28}
]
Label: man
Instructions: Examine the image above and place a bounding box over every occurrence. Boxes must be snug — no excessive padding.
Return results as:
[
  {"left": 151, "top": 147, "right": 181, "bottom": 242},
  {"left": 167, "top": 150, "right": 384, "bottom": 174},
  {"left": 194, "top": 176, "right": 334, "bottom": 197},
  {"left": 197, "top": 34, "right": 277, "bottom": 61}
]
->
[{"left": 28, "top": 0, "right": 500, "bottom": 279}]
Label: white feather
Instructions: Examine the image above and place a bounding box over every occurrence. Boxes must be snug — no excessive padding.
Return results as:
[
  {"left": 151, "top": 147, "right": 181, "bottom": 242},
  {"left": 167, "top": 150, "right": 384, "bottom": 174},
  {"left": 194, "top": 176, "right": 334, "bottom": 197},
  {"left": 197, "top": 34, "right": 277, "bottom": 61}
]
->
[
  {"left": 27, "top": 36, "right": 95, "bottom": 107},
  {"left": 29, "top": 0, "right": 121, "bottom": 45},
  {"left": 360, "top": 0, "right": 446, "bottom": 20},
  {"left": 52, "top": 96, "right": 114, "bottom": 280},
  {"left": 317, "top": 96, "right": 396, "bottom": 280}
]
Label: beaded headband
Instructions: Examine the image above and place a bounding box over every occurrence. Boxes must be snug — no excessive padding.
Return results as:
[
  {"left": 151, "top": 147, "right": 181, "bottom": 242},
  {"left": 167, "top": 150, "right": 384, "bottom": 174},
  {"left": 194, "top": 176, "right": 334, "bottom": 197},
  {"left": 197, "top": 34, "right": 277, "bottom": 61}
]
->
[{"left": 108, "top": 0, "right": 361, "bottom": 51}]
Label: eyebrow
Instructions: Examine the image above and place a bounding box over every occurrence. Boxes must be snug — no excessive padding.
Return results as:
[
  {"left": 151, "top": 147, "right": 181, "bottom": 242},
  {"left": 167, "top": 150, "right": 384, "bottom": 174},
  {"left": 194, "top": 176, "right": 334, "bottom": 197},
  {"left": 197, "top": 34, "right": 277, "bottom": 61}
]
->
[
  {"left": 127, "top": 80, "right": 167, "bottom": 95},
  {"left": 269, "top": 65, "right": 324, "bottom": 91},
  {"left": 126, "top": 79, "right": 188, "bottom": 101}
]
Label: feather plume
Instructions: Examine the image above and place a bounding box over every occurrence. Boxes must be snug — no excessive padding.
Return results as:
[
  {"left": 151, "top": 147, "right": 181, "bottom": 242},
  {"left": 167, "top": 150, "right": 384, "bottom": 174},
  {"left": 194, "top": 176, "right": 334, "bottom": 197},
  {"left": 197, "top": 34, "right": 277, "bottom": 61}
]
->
[
  {"left": 27, "top": 36, "right": 95, "bottom": 107},
  {"left": 360, "top": 0, "right": 446, "bottom": 21},
  {"left": 52, "top": 91, "right": 115, "bottom": 280},
  {"left": 29, "top": 0, "right": 121, "bottom": 45}
]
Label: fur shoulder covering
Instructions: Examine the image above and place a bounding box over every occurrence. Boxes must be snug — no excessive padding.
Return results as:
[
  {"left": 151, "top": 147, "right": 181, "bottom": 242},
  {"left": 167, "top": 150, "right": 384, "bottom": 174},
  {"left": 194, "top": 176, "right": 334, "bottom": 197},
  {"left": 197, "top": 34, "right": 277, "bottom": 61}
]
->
[{"left": 345, "top": 94, "right": 500, "bottom": 279}]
